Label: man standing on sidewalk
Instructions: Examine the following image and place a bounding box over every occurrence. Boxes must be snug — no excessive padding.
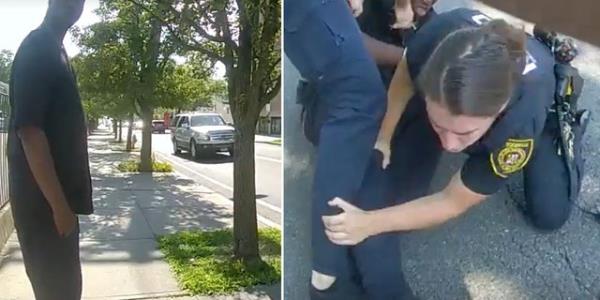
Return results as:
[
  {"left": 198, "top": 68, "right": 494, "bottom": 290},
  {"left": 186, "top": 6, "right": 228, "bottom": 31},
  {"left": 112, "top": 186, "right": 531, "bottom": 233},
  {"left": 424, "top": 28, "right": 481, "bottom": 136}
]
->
[{"left": 7, "top": 0, "right": 92, "bottom": 299}]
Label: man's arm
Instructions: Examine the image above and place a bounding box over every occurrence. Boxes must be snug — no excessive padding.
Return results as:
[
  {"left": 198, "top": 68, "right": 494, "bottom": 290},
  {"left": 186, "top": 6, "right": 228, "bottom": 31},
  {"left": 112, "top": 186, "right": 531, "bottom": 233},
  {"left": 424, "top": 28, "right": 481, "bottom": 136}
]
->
[
  {"left": 18, "top": 127, "right": 76, "bottom": 237},
  {"left": 374, "top": 56, "right": 414, "bottom": 167},
  {"left": 323, "top": 170, "right": 486, "bottom": 245},
  {"left": 366, "top": 171, "right": 485, "bottom": 233},
  {"left": 392, "top": 0, "right": 414, "bottom": 29},
  {"left": 362, "top": 33, "right": 404, "bottom": 66}
]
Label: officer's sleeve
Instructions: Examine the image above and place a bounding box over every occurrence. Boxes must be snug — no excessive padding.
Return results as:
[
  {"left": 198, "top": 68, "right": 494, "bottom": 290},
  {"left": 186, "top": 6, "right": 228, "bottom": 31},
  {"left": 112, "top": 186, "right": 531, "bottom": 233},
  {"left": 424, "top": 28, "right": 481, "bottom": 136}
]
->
[
  {"left": 404, "top": 31, "right": 431, "bottom": 82},
  {"left": 11, "top": 40, "right": 55, "bottom": 131},
  {"left": 461, "top": 152, "right": 509, "bottom": 195},
  {"left": 462, "top": 136, "right": 536, "bottom": 195}
]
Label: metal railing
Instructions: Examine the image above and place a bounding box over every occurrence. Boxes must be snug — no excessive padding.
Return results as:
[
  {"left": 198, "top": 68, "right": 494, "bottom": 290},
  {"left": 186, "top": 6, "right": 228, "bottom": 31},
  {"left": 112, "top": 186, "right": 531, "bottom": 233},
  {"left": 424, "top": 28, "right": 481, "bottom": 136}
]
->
[{"left": 0, "top": 81, "right": 9, "bottom": 209}]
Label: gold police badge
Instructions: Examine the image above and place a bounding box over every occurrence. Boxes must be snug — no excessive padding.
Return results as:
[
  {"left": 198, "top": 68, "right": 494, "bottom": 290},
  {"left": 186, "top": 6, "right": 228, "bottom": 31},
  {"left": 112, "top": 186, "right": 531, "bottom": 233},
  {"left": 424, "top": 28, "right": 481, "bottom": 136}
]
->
[{"left": 490, "top": 138, "right": 534, "bottom": 178}]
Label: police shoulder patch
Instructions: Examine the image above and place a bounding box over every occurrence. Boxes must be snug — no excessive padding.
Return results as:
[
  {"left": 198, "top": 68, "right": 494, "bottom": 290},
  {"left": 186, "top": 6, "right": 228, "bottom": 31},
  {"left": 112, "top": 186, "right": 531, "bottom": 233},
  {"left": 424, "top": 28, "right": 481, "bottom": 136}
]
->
[{"left": 490, "top": 138, "right": 534, "bottom": 178}]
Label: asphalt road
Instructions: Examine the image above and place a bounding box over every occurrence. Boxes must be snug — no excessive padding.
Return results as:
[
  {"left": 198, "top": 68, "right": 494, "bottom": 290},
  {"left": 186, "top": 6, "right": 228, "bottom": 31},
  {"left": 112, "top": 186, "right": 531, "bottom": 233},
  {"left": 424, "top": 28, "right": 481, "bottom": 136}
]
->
[
  {"left": 284, "top": 1, "right": 600, "bottom": 299},
  {"left": 149, "top": 131, "right": 282, "bottom": 228}
]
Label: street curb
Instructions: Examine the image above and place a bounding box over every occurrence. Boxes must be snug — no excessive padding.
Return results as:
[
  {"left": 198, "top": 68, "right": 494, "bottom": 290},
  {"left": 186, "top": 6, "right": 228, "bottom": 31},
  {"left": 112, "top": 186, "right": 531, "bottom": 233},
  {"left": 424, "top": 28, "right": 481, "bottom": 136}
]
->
[
  {"left": 255, "top": 140, "right": 282, "bottom": 146},
  {"left": 137, "top": 144, "right": 281, "bottom": 230},
  {"left": 84, "top": 291, "right": 190, "bottom": 300},
  {"left": 152, "top": 152, "right": 281, "bottom": 230}
]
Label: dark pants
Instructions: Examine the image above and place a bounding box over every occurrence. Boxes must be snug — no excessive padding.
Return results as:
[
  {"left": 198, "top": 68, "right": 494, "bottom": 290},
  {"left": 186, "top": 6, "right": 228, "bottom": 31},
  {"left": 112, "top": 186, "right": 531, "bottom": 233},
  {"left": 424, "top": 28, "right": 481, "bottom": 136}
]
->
[
  {"left": 523, "top": 112, "right": 586, "bottom": 231},
  {"left": 308, "top": 151, "right": 416, "bottom": 300},
  {"left": 350, "top": 151, "right": 416, "bottom": 299},
  {"left": 286, "top": 0, "right": 387, "bottom": 282},
  {"left": 12, "top": 205, "right": 82, "bottom": 300}
]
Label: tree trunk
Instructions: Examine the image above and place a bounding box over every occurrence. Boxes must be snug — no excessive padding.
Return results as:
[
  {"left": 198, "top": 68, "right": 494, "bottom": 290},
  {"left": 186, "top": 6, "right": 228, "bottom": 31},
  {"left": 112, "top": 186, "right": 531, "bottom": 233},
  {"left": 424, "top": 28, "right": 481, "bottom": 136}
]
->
[
  {"left": 126, "top": 114, "right": 134, "bottom": 151},
  {"left": 118, "top": 119, "right": 123, "bottom": 143},
  {"left": 233, "top": 118, "right": 260, "bottom": 262},
  {"left": 139, "top": 105, "right": 153, "bottom": 172},
  {"left": 113, "top": 119, "right": 118, "bottom": 140}
]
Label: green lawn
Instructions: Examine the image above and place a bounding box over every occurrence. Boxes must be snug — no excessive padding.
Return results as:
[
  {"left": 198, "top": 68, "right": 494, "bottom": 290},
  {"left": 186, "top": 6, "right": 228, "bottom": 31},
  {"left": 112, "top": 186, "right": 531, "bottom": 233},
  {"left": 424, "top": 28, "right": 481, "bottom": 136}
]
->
[
  {"left": 158, "top": 228, "right": 281, "bottom": 295},
  {"left": 116, "top": 159, "right": 173, "bottom": 172}
]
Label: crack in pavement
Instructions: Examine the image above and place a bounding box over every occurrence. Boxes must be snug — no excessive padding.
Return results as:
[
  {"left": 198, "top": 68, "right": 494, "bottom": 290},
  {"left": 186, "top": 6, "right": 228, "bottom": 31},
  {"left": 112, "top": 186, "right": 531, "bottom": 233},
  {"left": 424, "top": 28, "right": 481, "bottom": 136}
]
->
[{"left": 561, "top": 247, "right": 594, "bottom": 297}]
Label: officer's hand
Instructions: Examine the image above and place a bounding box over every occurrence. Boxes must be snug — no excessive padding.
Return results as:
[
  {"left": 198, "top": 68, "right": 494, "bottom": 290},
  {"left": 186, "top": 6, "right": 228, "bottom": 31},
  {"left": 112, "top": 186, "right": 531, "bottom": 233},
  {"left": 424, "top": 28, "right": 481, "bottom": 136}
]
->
[
  {"left": 346, "top": 0, "right": 364, "bottom": 17},
  {"left": 374, "top": 140, "right": 392, "bottom": 169},
  {"left": 391, "top": 1, "right": 414, "bottom": 29},
  {"left": 323, "top": 198, "right": 372, "bottom": 245},
  {"left": 53, "top": 205, "right": 77, "bottom": 238}
]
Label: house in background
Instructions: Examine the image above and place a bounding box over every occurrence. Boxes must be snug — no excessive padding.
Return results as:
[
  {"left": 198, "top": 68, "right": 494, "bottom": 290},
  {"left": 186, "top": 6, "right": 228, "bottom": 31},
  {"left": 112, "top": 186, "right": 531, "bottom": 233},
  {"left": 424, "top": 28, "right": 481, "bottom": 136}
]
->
[
  {"left": 210, "top": 91, "right": 281, "bottom": 136},
  {"left": 257, "top": 90, "right": 281, "bottom": 136},
  {"left": 211, "top": 97, "right": 233, "bottom": 124}
]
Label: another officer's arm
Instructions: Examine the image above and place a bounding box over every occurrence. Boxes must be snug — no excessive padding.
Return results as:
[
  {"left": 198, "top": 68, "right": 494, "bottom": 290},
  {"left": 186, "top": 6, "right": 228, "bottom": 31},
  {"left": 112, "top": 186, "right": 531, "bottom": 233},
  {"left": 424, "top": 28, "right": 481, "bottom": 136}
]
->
[
  {"left": 365, "top": 171, "right": 485, "bottom": 232},
  {"left": 374, "top": 56, "right": 413, "bottom": 165},
  {"left": 323, "top": 170, "right": 486, "bottom": 244},
  {"left": 362, "top": 34, "right": 404, "bottom": 66}
]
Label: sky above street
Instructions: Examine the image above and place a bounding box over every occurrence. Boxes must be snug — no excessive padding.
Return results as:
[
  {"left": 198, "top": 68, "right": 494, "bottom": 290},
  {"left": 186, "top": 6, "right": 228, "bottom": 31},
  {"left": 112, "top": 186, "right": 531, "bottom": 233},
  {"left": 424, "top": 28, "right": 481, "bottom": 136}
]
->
[
  {"left": 0, "top": 0, "right": 100, "bottom": 56},
  {"left": 0, "top": 0, "right": 225, "bottom": 78}
]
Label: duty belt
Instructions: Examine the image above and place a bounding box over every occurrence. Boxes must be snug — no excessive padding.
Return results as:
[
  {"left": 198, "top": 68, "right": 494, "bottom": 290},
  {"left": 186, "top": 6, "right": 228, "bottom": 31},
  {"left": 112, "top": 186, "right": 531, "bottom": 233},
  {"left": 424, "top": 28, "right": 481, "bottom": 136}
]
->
[
  {"left": 554, "top": 63, "right": 583, "bottom": 200},
  {"left": 535, "top": 26, "right": 584, "bottom": 201}
]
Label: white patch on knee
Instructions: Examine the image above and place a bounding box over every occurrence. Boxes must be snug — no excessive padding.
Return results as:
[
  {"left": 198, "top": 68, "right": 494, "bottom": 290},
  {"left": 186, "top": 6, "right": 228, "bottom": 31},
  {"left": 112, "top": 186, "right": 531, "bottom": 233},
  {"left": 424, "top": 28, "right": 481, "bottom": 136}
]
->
[{"left": 311, "top": 270, "right": 336, "bottom": 290}]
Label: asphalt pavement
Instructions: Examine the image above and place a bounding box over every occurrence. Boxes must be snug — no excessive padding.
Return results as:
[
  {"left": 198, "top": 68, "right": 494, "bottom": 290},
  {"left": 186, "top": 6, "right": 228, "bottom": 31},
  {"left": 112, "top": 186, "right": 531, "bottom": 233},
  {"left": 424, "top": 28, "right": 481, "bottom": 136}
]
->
[
  {"left": 283, "top": 1, "right": 600, "bottom": 299},
  {"left": 149, "top": 131, "right": 282, "bottom": 228}
]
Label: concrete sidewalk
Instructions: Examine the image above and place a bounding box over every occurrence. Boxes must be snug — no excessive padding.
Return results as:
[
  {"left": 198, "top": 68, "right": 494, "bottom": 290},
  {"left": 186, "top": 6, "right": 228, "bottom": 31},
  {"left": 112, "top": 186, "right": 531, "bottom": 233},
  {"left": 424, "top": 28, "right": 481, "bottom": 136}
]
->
[{"left": 0, "top": 132, "right": 279, "bottom": 300}]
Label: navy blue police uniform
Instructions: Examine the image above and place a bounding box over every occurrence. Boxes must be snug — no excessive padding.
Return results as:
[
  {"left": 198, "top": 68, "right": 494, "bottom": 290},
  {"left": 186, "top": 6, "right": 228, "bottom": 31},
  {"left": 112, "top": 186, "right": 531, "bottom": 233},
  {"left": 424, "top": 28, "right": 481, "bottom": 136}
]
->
[
  {"left": 287, "top": 0, "right": 437, "bottom": 298},
  {"left": 284, "top": 0, "right": 388, "bottom": 293},
  {"left": 385, "top": 8, "right": 586, "bottom": 231},
  {"left": 343, "top": 8, "right": 587, "bottom": 299}
]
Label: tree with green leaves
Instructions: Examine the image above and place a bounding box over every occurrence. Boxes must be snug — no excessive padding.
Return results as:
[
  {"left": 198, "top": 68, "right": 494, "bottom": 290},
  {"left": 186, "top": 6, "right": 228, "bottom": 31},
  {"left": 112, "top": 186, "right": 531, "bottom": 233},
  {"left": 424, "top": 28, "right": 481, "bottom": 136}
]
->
[
  {"left": 75, "top": 0, "right": 179, "bottom": 165},
  {"left": 127, "top": 0, "right": 281, "bottom": 262},
  {"left": 73, "top": 1, "right": 223, "bottom": 150},
  {"left": 157, "top": 62, "right": 221, "bottom": 111},
  {"left": 0, "top": 50, "right": 14, "bottom": 83},
  {"left": 71, "top": 34, "right": 137, "bottom": 147}
]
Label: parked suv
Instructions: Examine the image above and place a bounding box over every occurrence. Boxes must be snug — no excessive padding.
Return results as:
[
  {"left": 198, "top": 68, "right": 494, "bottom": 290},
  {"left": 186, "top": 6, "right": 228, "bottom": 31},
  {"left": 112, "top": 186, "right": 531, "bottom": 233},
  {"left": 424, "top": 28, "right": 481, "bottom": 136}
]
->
[{"left": 171, "top": 112, "right": 235, "bottom": 158}]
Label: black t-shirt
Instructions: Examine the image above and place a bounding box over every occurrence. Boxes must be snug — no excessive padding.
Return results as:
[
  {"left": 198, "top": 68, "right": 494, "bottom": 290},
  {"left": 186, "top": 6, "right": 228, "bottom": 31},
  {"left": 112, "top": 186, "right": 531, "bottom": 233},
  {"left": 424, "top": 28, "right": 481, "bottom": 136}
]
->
[
  {"left": 403, "top": 8, "right": 556, "bottom": 195},
  {"left": 8, "top": 26, "right": 93, "bottom": 216}
]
